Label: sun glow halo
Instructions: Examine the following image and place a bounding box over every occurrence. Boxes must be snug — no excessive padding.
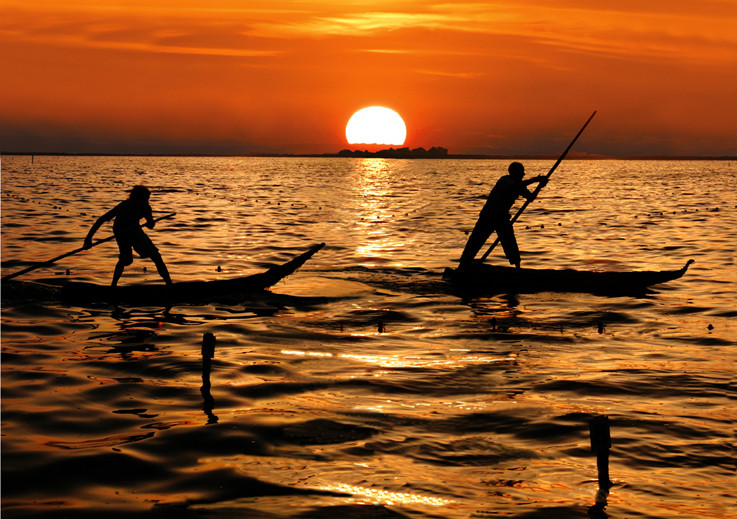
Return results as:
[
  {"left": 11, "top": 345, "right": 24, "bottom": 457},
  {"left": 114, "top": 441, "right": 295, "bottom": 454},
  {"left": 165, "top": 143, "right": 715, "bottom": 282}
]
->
[{"left": 346, "top": 106, "right": 406, "bottom": 146}]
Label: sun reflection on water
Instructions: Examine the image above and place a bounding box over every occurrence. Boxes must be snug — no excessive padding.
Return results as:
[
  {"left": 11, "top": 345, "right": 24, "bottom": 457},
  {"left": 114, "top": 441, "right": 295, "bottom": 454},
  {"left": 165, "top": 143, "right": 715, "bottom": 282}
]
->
[
  {"left": 354, "top": 159, "right": 409, "bottom": 265},
  {"left": 322, "top": 482, "right": 455, "bottom": 507},
  {"left": 281, "top": 349, "right": 515, "bottom": 369}
]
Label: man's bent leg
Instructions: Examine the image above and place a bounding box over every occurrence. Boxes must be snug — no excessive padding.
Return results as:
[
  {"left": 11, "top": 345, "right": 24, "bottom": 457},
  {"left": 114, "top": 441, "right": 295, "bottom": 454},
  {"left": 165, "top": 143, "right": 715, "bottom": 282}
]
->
[
  {"left": 150, "top": 252, "right": 173, "bottom": 286},
  {"left": 497, "top": 223, "right": 521, "bottom": 267},
  {"left": 459, "top": 220, "right": 493, "bottom": 266},
  {"left": 112, "top": 261, "right": 126, "bottom": 287}
]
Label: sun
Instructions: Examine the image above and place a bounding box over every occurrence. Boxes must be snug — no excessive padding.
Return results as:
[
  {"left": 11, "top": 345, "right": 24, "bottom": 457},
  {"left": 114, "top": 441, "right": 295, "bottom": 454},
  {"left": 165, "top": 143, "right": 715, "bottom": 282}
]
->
[{"left": 346, "top": 106, "right": 407, "bottom": 146}]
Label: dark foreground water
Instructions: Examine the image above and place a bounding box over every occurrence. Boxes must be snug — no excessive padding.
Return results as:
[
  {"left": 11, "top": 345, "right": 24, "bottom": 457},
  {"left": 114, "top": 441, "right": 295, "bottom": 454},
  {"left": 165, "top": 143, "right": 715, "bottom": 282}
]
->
[{"left": 1, "top": 155, "right": 735, "bottom": 518}]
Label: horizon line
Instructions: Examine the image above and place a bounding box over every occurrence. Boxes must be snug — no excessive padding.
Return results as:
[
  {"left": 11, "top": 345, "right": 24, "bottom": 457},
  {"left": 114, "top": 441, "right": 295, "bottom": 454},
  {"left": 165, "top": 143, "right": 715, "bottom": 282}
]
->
[{"left": 2, "top": 151, "right": 736, "bottom": 161}]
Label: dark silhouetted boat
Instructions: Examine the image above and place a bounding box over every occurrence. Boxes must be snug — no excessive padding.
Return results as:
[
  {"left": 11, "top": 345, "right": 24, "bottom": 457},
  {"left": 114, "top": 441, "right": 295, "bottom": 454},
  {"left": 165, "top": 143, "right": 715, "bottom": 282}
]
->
[
  {"left": 9, "top": 243, "right": 325, "bottom": 306},
  {"left": 443, "top": 259, "right": 693, "bottom": 295}
]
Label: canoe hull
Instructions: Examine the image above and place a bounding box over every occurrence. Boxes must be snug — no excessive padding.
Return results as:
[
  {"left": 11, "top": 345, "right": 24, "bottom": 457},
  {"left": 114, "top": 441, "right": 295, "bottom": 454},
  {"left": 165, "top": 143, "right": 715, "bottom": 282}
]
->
[
  {"left": 443, "top": 259, "right": 693, "bottom": 295},
  {"left": 52, "top": 243, "right": 325, "bottom": 305}
]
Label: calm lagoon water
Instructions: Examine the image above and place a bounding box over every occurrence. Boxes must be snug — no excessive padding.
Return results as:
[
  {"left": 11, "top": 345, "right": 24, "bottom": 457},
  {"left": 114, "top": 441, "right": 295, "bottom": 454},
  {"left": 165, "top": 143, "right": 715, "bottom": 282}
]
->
[{"left": 1, "top": 155, "right": 735, "bottom": 518}]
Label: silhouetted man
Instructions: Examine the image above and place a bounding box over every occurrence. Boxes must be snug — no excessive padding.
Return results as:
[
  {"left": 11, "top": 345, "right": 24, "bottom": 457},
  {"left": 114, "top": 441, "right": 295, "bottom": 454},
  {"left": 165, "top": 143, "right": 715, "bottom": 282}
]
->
[
  {"left": 84, "top": 185, "right": 172, "bottom": 287},
  {"left": 459, "top": 162, "right": 547, "bottom": 268}
]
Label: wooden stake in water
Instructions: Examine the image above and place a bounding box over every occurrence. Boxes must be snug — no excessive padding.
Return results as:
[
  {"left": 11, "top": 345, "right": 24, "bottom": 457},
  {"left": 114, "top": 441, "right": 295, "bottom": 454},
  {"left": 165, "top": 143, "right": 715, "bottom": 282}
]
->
[
  {"left": 202, "top": 332, "right": 216, "bottom": 364},
  {"left": 589, "top": 415, "right": 612, "bottom": 489},
  {"left": 201, "top": 333, "right": 218, "bottom": 424}
]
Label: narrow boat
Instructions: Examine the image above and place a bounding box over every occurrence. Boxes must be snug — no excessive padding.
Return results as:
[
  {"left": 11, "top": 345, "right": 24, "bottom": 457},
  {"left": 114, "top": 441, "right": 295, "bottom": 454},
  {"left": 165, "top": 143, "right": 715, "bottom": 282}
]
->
[
  {"left": 24, "top": 243, "right": 325, "bottom": 305},
  {"left": 443, "top": 259, "right": 693, "bottom": 295}
]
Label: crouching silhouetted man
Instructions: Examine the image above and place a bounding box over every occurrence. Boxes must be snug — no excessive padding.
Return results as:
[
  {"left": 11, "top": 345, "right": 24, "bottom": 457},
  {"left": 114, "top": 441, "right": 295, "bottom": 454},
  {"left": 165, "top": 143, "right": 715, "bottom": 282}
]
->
[
  {"left": 459, "top": 162, "right": 547, "bottom": 268},
  {"left": 84, "top": 185, "right": 172, "bottom": 287}
]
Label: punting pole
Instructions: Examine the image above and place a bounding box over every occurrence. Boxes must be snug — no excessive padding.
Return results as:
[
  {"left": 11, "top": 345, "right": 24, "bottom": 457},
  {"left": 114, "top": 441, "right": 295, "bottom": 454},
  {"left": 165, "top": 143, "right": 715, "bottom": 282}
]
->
[
  {"left": 1, "top": 212, "right": 176, "bottom": 282},
  {"left": 479, "top": 111, "right": 597, "bottom": 262}
]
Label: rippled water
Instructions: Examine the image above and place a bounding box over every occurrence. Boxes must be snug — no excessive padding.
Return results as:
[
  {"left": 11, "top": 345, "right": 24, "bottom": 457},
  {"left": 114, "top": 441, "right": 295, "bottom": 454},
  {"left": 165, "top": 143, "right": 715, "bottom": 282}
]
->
[{"left": 2, "top": 155, "right": 735, "bottom": 518}]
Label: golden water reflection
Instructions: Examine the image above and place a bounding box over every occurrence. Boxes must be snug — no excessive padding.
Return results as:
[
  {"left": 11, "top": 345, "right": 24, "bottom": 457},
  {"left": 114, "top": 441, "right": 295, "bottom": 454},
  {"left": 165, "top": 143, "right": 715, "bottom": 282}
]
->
[
  {"left": 281, "top": 349, "right": 515, "bottom": 369},
  {"left": 353, "top": 159, "right": 410, "bottom": 264},
  {"left": 319, "top": 483, "right": 455, "bottom": 507}
]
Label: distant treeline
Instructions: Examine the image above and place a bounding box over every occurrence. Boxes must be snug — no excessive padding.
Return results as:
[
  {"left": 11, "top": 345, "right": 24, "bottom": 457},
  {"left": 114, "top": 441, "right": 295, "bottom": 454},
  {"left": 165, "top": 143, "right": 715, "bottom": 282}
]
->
[{"left": 332, "top": 147, "right": 450, "bottom": 158}]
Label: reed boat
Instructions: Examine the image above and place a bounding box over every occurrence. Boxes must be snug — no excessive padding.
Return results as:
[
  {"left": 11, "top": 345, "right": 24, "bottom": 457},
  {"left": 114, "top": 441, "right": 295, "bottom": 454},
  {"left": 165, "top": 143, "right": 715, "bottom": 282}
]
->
[
  {"left": 17, "top": 243, "right": 325, "bottom": 305},
  {"left": 443, "top": 259, "right": 693, "bottom": 295}
]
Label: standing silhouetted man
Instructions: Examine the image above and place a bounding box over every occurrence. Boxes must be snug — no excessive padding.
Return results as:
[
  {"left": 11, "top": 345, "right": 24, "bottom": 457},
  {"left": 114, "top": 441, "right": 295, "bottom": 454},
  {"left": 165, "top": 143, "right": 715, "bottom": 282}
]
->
[
  {"left": 459, "top": 162, "right": 547, "bottom": 268},
  {"left": 84, "top": 185, "right": 172, "bottom": 287}
]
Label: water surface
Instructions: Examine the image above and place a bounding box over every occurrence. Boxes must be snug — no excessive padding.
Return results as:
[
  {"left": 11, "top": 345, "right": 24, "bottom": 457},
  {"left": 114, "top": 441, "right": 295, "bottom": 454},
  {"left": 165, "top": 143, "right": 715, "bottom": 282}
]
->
[{"left": 2, "top": 156, "right": 735, "bottom": 518}]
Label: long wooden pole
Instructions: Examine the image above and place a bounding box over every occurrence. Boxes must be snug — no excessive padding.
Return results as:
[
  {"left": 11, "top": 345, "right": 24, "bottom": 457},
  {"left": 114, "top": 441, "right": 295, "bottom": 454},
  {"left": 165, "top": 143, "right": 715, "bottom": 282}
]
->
[
  {"left": 1, "top": 212, "right": 176, "bottom": 282},
  {"left": 479, "top": 111, "right": 596, "bottom": 262}
]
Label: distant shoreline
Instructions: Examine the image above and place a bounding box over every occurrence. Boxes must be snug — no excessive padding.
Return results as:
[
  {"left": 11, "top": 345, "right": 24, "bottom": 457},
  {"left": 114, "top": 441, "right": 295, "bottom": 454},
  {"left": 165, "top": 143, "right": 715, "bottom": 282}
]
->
[{"left": 2, "top": 150, "right": 735, "bottom": 161}]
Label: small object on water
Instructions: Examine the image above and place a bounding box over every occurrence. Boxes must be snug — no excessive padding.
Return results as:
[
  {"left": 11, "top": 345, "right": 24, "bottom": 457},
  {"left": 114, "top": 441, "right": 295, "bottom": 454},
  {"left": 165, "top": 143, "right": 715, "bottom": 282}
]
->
[
  {"left": 65, "top": 269, "right": 70, "bottom": 276},
  {"left": 707, "top": 324, "right": 714, "bottom": 331},
  {"left": 540, "top": 224, "right": 544, "bottom": 228},
  {"left": 558, "top": 222, "right": 562, "bottom": 226},
  {"left": 217, "top": 266, "right": 222, "bottom": 272},
  {"left": 597, "top": 321, "right": 604, "bottom": 334},
  {"left": 143, "top": 266, "right": 147, "bottom": 273},
  {"left": 377, "top": 320, "right": 385, "bottom": 333}
]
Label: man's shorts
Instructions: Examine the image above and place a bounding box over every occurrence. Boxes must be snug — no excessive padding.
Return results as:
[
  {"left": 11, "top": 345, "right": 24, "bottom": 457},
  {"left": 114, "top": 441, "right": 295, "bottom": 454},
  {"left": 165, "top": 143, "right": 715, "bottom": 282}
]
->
[{"left": 115, "top": 227, "right": 158, "bottom": 265}]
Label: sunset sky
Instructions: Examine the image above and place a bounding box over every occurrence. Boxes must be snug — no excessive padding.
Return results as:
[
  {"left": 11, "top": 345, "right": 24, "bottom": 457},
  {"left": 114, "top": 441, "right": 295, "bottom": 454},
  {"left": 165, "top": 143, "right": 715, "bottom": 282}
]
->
[{"left": 1, "top": 0, "right": 735, "bottom": 156}]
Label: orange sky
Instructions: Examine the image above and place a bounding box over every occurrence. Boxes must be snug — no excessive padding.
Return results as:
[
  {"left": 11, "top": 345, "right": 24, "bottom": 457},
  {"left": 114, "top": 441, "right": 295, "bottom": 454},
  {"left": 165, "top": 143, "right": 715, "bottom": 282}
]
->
[{"left": 1, "top": 0, "right": 735, "bottom": 156}]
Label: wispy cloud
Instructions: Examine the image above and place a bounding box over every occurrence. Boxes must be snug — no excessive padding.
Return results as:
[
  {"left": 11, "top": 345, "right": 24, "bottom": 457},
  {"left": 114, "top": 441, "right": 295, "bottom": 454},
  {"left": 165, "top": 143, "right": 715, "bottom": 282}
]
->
[
  {"left": 248, "top": 2, "right": 736, "bottom": 64},
  {"left": 412, "top": 69, "right": 486, "bottom": 79},
  {"left": 2, "top": 1, "right": 734, "bottom": 65},
  {"left": 249, "top": 12, "right": 452, "bottom": 38},
  {"left": 0, "top": 29, "right": 280, "bottom": 58},
  {"left": 0, "top": 6, "right": 282, "bottom": 58}
]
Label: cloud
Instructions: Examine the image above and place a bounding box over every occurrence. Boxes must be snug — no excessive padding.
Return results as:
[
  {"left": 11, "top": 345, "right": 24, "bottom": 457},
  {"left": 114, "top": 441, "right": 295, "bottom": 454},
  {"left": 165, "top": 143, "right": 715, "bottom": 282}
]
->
[
  {"left": 412, "top": 69, "right": 485, "bottom": 79},
  {"left": 247, "top": 2, "right": 736, "bottom": 65},
  {"left": 2, "top": 31, "right": 281, "bottom": 58},
  {"left": 0, "top": 4, "right": 281, "bottom": 58},
  {"left": 2, "top": 1, "right": 734, "bottom": 65}
]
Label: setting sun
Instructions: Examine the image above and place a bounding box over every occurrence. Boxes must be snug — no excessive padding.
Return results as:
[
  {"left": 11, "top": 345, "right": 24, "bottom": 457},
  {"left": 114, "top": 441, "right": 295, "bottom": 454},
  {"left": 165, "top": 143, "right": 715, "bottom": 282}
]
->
[{"left": 346, "top": 106, "right": 407, "bottom": 146}]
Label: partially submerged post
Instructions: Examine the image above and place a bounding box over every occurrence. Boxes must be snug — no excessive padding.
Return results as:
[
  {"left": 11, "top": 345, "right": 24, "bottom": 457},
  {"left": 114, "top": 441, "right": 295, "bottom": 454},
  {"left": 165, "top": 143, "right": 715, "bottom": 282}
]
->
[
  {"left": 201, "top": 333, "right": 218, "bottom": 424},
  {"left": 202, "top": 332, "right": 216, "bottom": 370},
  {"left": 589, "top": 415, "right": 612, "bottom": 489}
]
